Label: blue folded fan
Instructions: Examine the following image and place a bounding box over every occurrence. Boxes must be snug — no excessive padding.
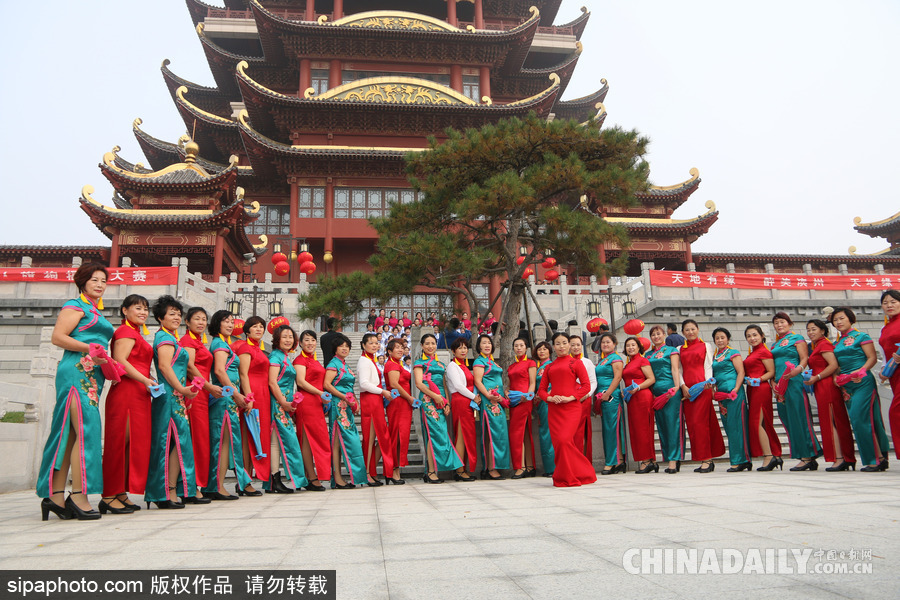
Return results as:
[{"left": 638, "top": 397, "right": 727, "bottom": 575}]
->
[
  {"left": 883, "top": 343, "right": 900, "bottom": 378},
  {"left": 746, "top": 378, "right": 761, "bottom": 387},
  {"left": 148, "top": 383, "right": 165, "bottom": 399},
  {"left": 622, "top": 382, "right": 640, "bottom": 403},
  {"left": 244, "top": 408, "right": 267, "bottom": 460},
  {"left": 688, "top": 378, "right": 716, "bottom": 401}
]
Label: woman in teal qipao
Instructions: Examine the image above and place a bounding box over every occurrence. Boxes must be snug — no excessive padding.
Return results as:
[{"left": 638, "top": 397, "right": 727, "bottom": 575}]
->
[
  {"left": 266, "top": 325, "right": 308, "bottom": 492},
  {"left": 711, "top": 328, "right": 751, "bottom": 471},
  {"left": 37, "top": 264, "right": 115, "bottom": 521},
  {"left": 473, "top": 334, "right": 511, "bottom": 479},
  {"left": 414, "top": 333, "right": 464, "bottom": 483},
  {"left": 533, "top": 341, "right": 556, "bottom": 477},
  {"left": 830, "top": 307, "right": 889, "bottom": 471},
  {"left": 146, "top": 296, "right": 199, "bottom": 509},
  {"left": 770, "top": 312, "right": 822, "bottom": 470},
  {"left": 647, "top": 326, "right": 684, "bottom": 474},
  {"left": 595, "top": 333, "right": 626, "bottom": 475},
  {"left": 324, "top": 333, "right": 367, "bottom": 488},
  {"left": 205, "top": 310, "right": 251, "bottom": 500}
]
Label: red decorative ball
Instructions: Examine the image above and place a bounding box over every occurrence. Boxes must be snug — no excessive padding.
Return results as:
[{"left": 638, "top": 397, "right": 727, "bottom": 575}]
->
[
  {"left": 545, "top": 269, "right": 559, "bottom": 281},
  {"left": 639, "top": 336, "right": 652, "bottom": 352},
  {"left": 299, "top": 261, "right": 317, "bottom": 275},
  {"left": 271, "top": 252, "right": 287, "bottom": 265},
  {"left": 233, "top": 318, "right": 245, "bottom": 337},
  {"left": 523, "top": 266, "right": 535, "bottom": 278},
  {"left": 542, "top": 257, "right": 557, "bottom": 269},
  {"left": 267, "top": 315, "right": 290, "bottom": 334},
  {"left": 586, "top": 317, "right": 608, "bottom": 333},
  {"left": 516, "top": 255, "right": 526, "bottom": 266},
  {"left": 623, "top": 319, "right": 645, "bottom": 335},
  {"left": 297, "top": 251, "right": 313, "bottom": 264},
  {"left": 274, "top": 261, "right": 290, "bottom": 276}
]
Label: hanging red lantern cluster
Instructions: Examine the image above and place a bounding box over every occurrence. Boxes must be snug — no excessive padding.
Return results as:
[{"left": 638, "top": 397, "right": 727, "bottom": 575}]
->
[
  {"left": 516, "top": 255, "right": 526, "bottom": 266},
  {"left": 297, "top": 251, "right": 313, "bottom": 264},
  {"left": 542, "top": 256, "right": 557, "bottom": 269},
  {"left": 267, "top": 315, "right": 290, "bottom": 334},
  {"left": 271, "top": 252, "right": 287, "bottom": 265},
  {"left": 523, "top": 266, "right": 535, "bottom": 278},
  {"left": 623, "top": 319, "right": 645, "bottom": 335},
  {"left": 274, "top": 261, "right": 290, "bottom": 276},
  {"left": 300, "top": 261, "right": 317, "bottom": 275},
  {"left": 233, "top": 318, "right": 246, "bottom": 337},
  {"left": 544, "top": 269, "right": 559, "bottom": 281},
  {"left": 586, "top": 317, "right": 608, "bottom": 333}
]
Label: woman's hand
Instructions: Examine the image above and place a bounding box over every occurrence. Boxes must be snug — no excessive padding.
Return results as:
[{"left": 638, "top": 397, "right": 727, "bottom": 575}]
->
[
  {"left": 90, "top": 354, "right": 108, "bottom": 366},
  {"left": 233, "top": 391, "right": 248, "bottom": 410},
  {"left": 179, "top": 385, "right": 198, "bottom": 399},
  {"left": 208, "top": 385, "right": 223, "bottom": 399},
  {"left": 382, "top": 389, "right": 392, "bottom": 399},
  {"left": 279, "top": 399, "right": 295, "bottom": 413}
]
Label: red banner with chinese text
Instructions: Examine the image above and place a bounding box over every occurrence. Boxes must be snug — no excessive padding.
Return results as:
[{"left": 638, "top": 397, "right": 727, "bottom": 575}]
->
[
  {"left": 0, "top": 267, "right": 178, "bottom": 285},
  {"left": 649, "top": 270, "right": 896, "bottom": 291}
]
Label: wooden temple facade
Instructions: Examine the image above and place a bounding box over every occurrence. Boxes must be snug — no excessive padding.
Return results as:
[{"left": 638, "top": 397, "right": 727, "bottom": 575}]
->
[{"left": 2, "top": 0, "right": 898, "bottom": 282}]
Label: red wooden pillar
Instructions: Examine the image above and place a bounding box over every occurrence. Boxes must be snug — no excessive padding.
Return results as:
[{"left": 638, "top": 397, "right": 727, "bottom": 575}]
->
[
  {"left": 447, "top": 0, "right": 457, "bottom": 26},
  {"left": 450, "top": 65, "right": 463, "bottom": 93},
  {"left": 598, "top": 244, "right": 608, "bottom": 285},
  {"left": 685, "top": 240, "right": 693, "bottom": 266},
  {"left": 109, "top": 228, "right": 120, "bottom": 268},
  {"left": 305, "top": 0, "right": 314, "bottom": 21},
  {"left": 329, "top": 60, "right": 342, "bottom": 89},
  {"left": 333, "top": 0, "right": 344, "bottom": 19},
  {"left": 213, "top": 228, "right": 226, "bottom": 281},
  {"left": 479, "top": 66, "right": 490, "bottom": 99},
  {"left": 299, "top": 59, "right": 311, "bottom": 95},
  {"left": 474, "top": 0, "right": 484, "bottom": 28},
  {"left": 325, "top": 179, "right": 335, "bottom": 276}
]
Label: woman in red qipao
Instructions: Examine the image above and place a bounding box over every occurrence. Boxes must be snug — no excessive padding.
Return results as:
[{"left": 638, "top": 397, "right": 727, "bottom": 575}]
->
[
  {"left": 101, "top": 294, "right": 154, "bottom": 514},
  {"left": 446, "top": 338, "right": 477, "bottom": 481},
  {"left": 806, "top": 319, "right": 856, "bottom": 470},
  {"left": 508, "top": 337, "right": 537, "bottom": 478},
  {"left": 879, "top": 290, "right": 900, "bottom": 460},
  {"left": 742, "top": 325, "right": 782, "bottom": 470},
  {"left": 622, "top": 336, "right": 658, "bottom": 473},
  {"left": 293, "top": 330, "right": 330, "bottom": 491},
  {"left": 384, "top": 339, "right": 414, "bottom": 482},
  {"left": 235, "top": 316, "right": 270, "bottom": 496},
  {"left": 180, "top": 307, "right": 222, "bottom": 502},
  {"left": 358, "top": 333, "right": 396, "bottom": 485},
  {"left": 679, "top": 319, "right": 726, "bottom": 473},
  {"left": 538, "top": 333, "right": 597, "bottom": 487}
]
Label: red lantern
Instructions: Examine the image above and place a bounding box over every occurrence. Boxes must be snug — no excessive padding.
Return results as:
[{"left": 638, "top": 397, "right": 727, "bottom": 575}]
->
[
  {"left": 233, "top": 318, "right": 245, "bottom": 337},
  {"left": 297, "top": 251, "right": 313, "bottom": 264},
  {"left": 542, "top": 257, "right": 557, "bottom": 269},
  {"left": 586, "top": 317, "right": 608, "bottom": 333},
  {"left": 274, "top": 260, "right": 290, "bottom": 276},
  {"left": 300, "top": 261, "right": 317, "bottom": 275},
  {"left": 623, "top": 319, "right": 645, "bottom": 335},
  {"left": 639, "top": 337, "right": 652, "bottom": 352},
  {"left": 523, "top": 266, "right": 535, "bottom": 278},
  {"left": 271, "top": 252, "right": 287, "bottom": 265},
  {"left": 545, "top": 269, "right": 559, "bottom": 281},
  {"left": 267, "top": 315, "right": 290, "bottom": 334},
  {"left": 516, "top": 255, "right": 526, "bottom": 266}
]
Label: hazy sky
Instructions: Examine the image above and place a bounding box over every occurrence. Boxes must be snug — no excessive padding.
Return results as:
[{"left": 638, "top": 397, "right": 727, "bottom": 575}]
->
[{"left": 1, "top": 1, "right": 897, "bottom": 257}]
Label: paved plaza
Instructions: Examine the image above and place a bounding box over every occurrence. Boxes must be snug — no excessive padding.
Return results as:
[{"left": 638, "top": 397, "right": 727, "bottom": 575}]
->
[{"left": 1, "top": 469, "right": 897, "bottom": 599}]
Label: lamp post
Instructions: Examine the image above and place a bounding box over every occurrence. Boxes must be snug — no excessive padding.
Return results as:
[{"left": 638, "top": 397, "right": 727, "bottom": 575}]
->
[
  {"left": 229, "top": 286, "right": 283, "bottom": 319},
  {"left": 587, "top": 287, "right": 633, "bottom": 332}
]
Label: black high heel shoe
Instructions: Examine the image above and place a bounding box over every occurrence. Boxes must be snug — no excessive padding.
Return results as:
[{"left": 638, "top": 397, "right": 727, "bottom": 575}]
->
[
  {"left": 825, "top": 460, "right": 856, "bottom": 472},
  {"left": 694, "top": 461, "right": 715, "bottom": 473},
  {"left": 41, "top": 492, "right": 73, "bottom": 521},
  {"left": 511, "top": 469, "right": 527, "bottom": 479},
  {"left": 453, "top": 471, "right": 475, "bottom": 482},
  {"left": 331, "top": 481, "right": 356, "bottom": 489},
  {"left": 182, "top": 495, "right": 212, "bottom": 504},
  {"left": 423, "top": 472, "right": 443, "bottom": 484},
  {"left": 635, "top": 461, "right": 659, "bottom": 474},
  {"left": 861, "top": 458, "right": 889, "bottom": 472},
  {"left": 364, "top": 478, "right": 383, "bottom": 488},
  {"left": 384, "top": 476, "right": 405, "bottom": 485},
  {"left": 266, "top": 472, "right": 294, "bottom": 494},
  {"left": 790, "top": 458, "right": 818, "bottom": 472},
  {"left": 525, "top": 467, "right": 537, "bottom": 478},
  {"left": 99, "top": 498, "right": 135, "bottom": 514},
  {"left": 235, "top": 483, "right": 263, "bottom": 496},
  {"left": 615, "top": 462, "right": 627, "bottom": 474},
  {"left": 207, "top": 491, "right": 239, "bottom": 500},
  {"left": 66, "top": 492, "right": 101, "bottom": 520},
  {"left": 481, "top": 471, "right": 503, "bottom": 480},
  {"left": 727, "top": 462, "right": 753, "bottom": 472},
  {"left": 116, "top": 494, "right": 140, "bottom": 511},
  {"left": 600, "top": 466, "right": 615, "bottom": 476},
  {"left": 304, "top": 480, "right": 327, "bottom": 491}
]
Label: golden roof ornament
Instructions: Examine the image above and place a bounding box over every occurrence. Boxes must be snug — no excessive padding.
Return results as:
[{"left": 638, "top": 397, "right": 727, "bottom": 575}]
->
[{"left": 184, "top": 139, "right": 199, "bottom": 164}]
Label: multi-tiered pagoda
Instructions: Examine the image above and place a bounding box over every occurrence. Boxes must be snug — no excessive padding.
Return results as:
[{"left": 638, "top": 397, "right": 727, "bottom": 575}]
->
[{"left": 3, "top": 1, "right": 897, "bottom": 282}]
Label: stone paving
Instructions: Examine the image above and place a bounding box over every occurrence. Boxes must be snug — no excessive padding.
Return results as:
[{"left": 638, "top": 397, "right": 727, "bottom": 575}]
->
[{"left": 1, "top": 468, "right": 898, "bottom": 599}]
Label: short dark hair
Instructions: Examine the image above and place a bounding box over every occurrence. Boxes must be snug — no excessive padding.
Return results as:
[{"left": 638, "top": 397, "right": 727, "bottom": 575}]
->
[
  {"left": 185, "top": 306, "right": 208, "bottom": 323},
  {"left": 272, "top": 325, "right": 298, "bottom": 351},
  {"left": 208, "top": 310, "right": 233, "bottom": 336},
  {"left": 624, "top": 336, "right": 644, "bottom": 356},
  {"left": 119, "top": 294, "right": 148, "bottom": 318},
  {"left": 73, "top": 263, "right": 109, "bottom": 293},
  {"left": 829, "top": 307, "right": 857, "bottom": 325},
  {"left": 881, "top": 290, "right": 900, "bottom": 304},
  {"left": 533, "top": 341, "right": 552, "bottom": 359},
  {"left": 744, "top": 324, "right": 766, "bottom": 343},
  {"left": 325, "top": 317, "right": 337, "bottom": 331},
  {"left": 449, "top": 317, "right": 460, "bottom": 329},
  {"left": 598, "top": 332, "right": 618, "bottom": 347},
  {"left": 300, "top": 329, "right": 317, "bottom": 343},
  {"left": 772, "top": 312, "right": 793, "bottom": 326},
  {"left": 550, "top": 332, "right": 569, "bottom": 345},
  {"left": 681, "top": 318, "right": 699, "bottom": 332},
  {"left": 475, "top": 334, "right": 494, "bottom": 355},
  {"left": 806, "top": 319, "right": 830, "bottom": 339},
  {"left": 711, "top": 327, "right": 732, "bottom": 342},
  {"left": 547, "top": 319, "right": 558, "bottom": 330},
  {"left": 331, "top": 333, "right": 351, "bottom": 353},
  {"left": 361, "top": 332, "right": 378, "bottom": 349},
  {"left": 649, "top": 324, "right": 665, "bottom": 338},
  {"left": 667, "top": 322, "right": 678, "bottom": 333},
  {"left": 151, "top": 295, "right": 183, "bottom": 323},
  {"left": 386, "top": 338, "right": 404, "bottom": 353},
  {"left": 244, "top": 315, "right": 266, "bottom": 335},
  {"left": 420, "top": 333, "right": 436, "bottom": 345},
  {"left": 450, "top": 337, "right": 469, "bottom": 353},
  {"left": 568, "top": 334, "right": 582, "bottom": 342}
]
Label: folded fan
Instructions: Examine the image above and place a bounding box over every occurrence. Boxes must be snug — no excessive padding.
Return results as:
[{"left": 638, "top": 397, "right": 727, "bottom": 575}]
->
[
  {"left": 88, "top": 343, "right": 126, "bottom": 383},
  {"left": 208, "top": 385, "right": 233, "bottom": 406},
  {"left": 881, "top": 343, "right": 900, "bottom": 378},
  {"left": 148, "top": 383, "right": 165, "bottom": 398},
  {"left": 651, "top": 387, "right": 677, "bottom": 410},
  {"left": 291, "top": 391, "right": 304, "bottom": 408},
  {"left": 773, "top": 362, "right": 796, "bottom": 396},
  {"left": 244, "top": 408, "right": 267, "bottom": 460},
  {"left": 622, "top": 382, "right": 640, "bottom": 403},
  {"left": 688, "top": 378, "right": 716, "bottom": 401},
  {"left": 801, "top": 368, "right": 814, "bottom": 393},
  {"left": 713, "top": 390, "right": 737, "bottom": 401},
  {"left": 344, "top": 392, "right": 359, "bottom": 412},
  {"left": 320, "top": 391, "right": 332, "bottom": 414},
  {"left": 507, "top": 390, "right": 534, "bottom": 406},
  {"left": 746, "top": 377, "right": 761, "bottom": 387},
  {"left": 424, "top": 374, "right": 446, "bottom": 408},
  {"left": 385, "top": 388, "right": 399, "bottom": 408},
  {"left": 835, "top": 368, "right": 867, "bottom": 387},
  {"left": 188, "top": 377, "right": 206, "bottom": 394}
]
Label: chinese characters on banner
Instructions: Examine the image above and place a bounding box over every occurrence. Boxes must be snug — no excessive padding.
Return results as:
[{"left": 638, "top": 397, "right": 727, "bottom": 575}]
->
[
  {"left": 649, "top": 270, "right": 896, "bottom": 291},
  {"left": 0, "top": 267, "right": 178, "bottom": 285}
]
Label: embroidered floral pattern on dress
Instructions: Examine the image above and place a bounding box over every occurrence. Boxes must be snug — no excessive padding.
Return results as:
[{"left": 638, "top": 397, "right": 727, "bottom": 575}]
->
[{"left": 76, "top": 353, "right": 100, "bottom": 407}]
